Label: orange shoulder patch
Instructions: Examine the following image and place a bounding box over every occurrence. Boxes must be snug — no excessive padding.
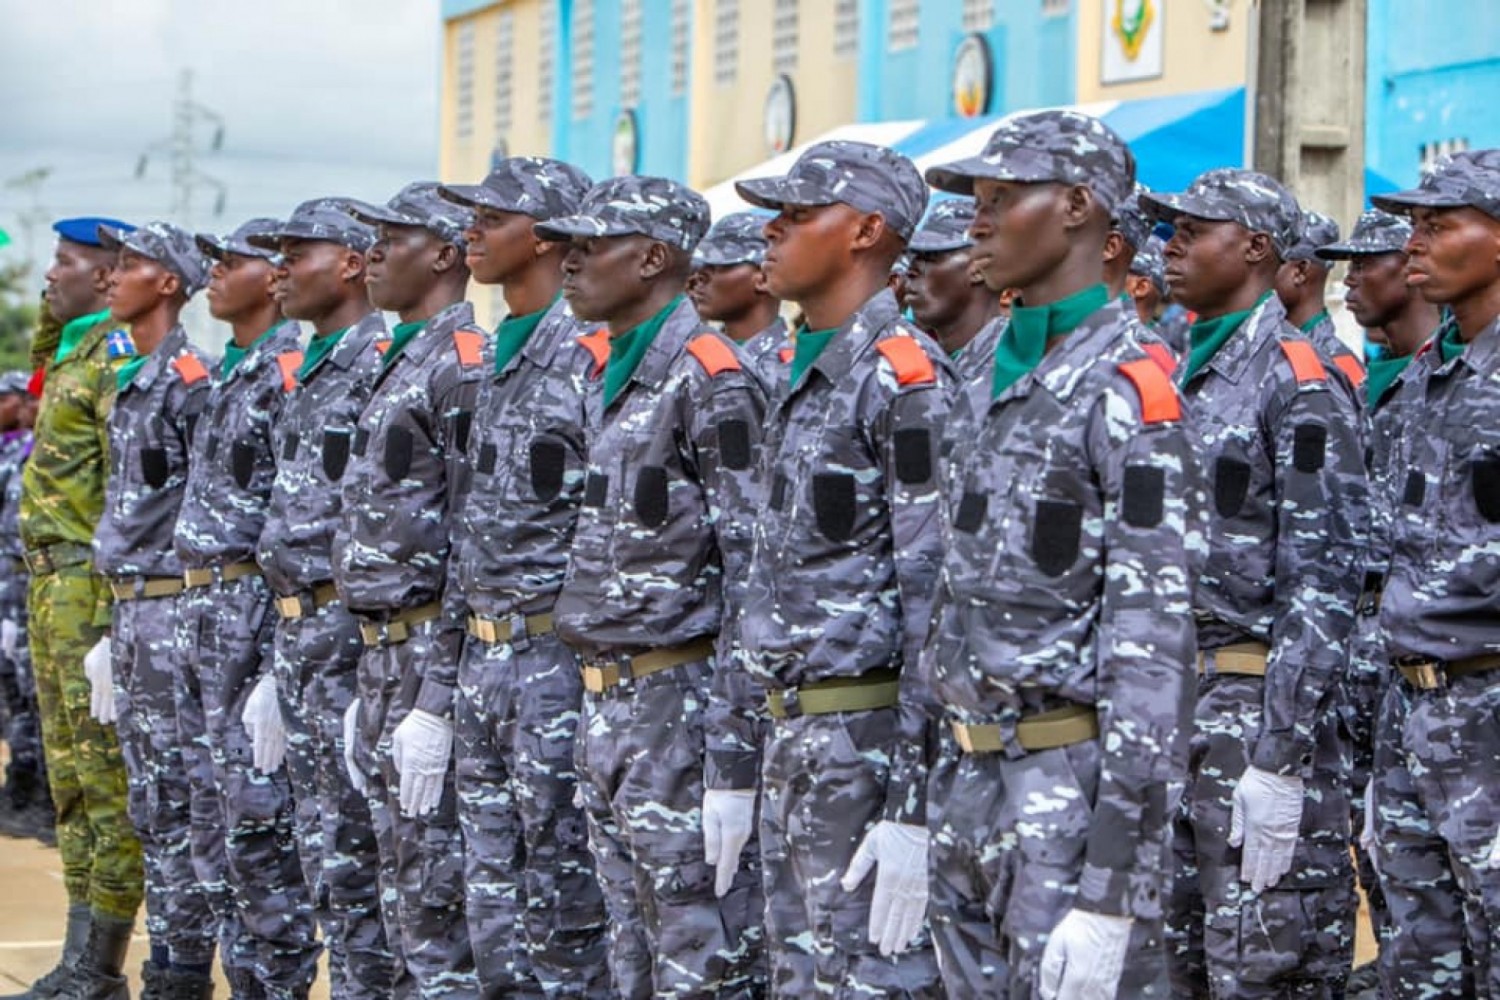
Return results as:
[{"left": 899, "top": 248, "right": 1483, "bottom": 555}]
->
[
  {"left": 1142, "top": 342, "right": 1177, "bottom": 376},
  {"left": 452, "top": 329, "right": 484, "bottom": 368},
  {"left": 778, "top": 346, "right": 794, "bottom": 364},
  {"left": 172, "top": 354, "right": 209, "bottom": 385},
  {"left": 686, "top": 334, "right": 743, "bottom": 377},
  {"left": 874, "top": 336, "right": 937, "bottom": 386},
  {"left": 1333, "top": 353, "right": 1366, "bottom": 388},
  {"left": 276, "top": 351, "right": 303, "bottom": 391},
  {"left": 374, "top": 339, "right": 392, "bottom": 356},
  {"left": 1278, "top": 340, "right": 1328, "bottom": 384},
  {"left": 1119, "top": 358, "right": 1182, "bottom": 424},
  {"left": 576, "top": 329, "right": 610, "bottom": 377}
]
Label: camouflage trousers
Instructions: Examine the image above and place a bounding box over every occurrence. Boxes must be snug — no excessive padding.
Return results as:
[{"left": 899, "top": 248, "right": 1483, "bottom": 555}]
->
[
  {"left": 1372, "top": 669, "right": 1500, "bottom": 998},
  {"left": 273, "top": 601, "right": 395, "bottom": 1000},
  {"left": 27, "top": 565, "right": 143, "bottom": 920},
  {"left": 176, "top": 576, "right": 320, "bottom": 999},
  {"left": 1, "top": 589, "right": 44, "bottom": 788},
  {"left": 760, "top": 708, "right": 941, "bottom": 998},
  {"left": 1166, "top": 676, "right": 1356, "bottom": 998},
  {"left": 927, "top": 729, "right": 1172, "bottom": 997},
  {"left": 1344, "top": 609, "right": 1390, "bottom": 945},
  {"left": 574, "top": 657, "right": 764, "bottom": 999},
  {"left": 454, "top": 628, "right": 609, "bottom": 998},
  {"left": 112, "top": 593, "right": 217, "bottom": 966},
  {"left": 352, "top": 618, "right": 477, "bottom": 1000}
]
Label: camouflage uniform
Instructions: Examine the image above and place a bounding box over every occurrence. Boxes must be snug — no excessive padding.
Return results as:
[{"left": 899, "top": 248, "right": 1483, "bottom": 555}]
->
[
  {"left": 1140, "top": 175, "right": 1368, "bottom": 998},
  {"left": 539, "top": 173, "right": 767, "bottom": 1000},
  {"left": 0, "top": 415, "right": 43, "bottom": 811},
  {"left": 438, "top": 155, "right": 610, "bottom": 1000},
  {"left": 1369, "top": 152, "right": 1500, "bottom": 999},
  {"left": 735, "top": 144, "right": 946, "bottom": 997},
  {"left": 174, "top": 306, "right": 319, "bottom": 999},
  {"left": 1284, "top": 211, "right": 1367, "bottom": 394},
  {"left": 95, "top": 316, "right": 216, "bottom": 971},
  {"left": 691, "top": 212, "right": 789, "bottom": 389}
]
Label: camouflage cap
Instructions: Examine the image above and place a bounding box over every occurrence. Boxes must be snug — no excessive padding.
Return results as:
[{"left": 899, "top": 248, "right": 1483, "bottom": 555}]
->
[
  {"left": 344, "top": 182, "right": 473, "bottom": 246},
  {"left": 195, "top": 217, "right": 283, "bottom": 262},
  {"left": 438, "top": 157, "right": 594, "bottom": 222},
  {"left": 532, "top": 175, "right": 711, "bottom": 251},
  {"left": 97, "top": 220, "right": 211, "bottom": 296},
  {"left": 926, "top": 110, "right": 1137, "bottom": 215},
  {"left": 1113, "top": 184, "right": 1154, "bottom": 250},
  {"left": 1139, "top": 168, "right": 1302, "bottom": 256},
  {"left": 1372, "top": 149, "right": 1500, "bottom": 221},
  {"left": 1314, "top": 208, "right": 1412, "bottom": 260},
  {"left": 693, "top": 211, "right": 772, "bottom": 267},
  {"left": 735, "top": 140, "right": 929, "bottom": 242},
  {"left": 0, "top": 370, "right": 30, "bottom": 395},
  {"left": 1128, "top": 235, "right": 1167, "bottom": 293},
  {"left": 908, "top": 198, "right": 976, "bottom": 254},
  {"left": 1282, "top": 209, "right": 1340, "bottom": 263},
  {"left": 247, "top": 197, "right": 376, "bottom": 252}
]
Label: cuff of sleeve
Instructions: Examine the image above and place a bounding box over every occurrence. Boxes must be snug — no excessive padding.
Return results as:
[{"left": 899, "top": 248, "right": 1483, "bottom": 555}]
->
[
  {"left": 1251, "top": 730, "right": 1314, "bottom": 777},
  {"left": 414, "top": 679, "right": 455, "bottom": 719},
  {"left": 1075, "top": 862, "right": 1141, "bottom": 919},
  {"left": 880, "top": 777, "right": 927, "bottom": 826},
  {"left": 705, "top": 749, "right": 760, "bottom": 791}
]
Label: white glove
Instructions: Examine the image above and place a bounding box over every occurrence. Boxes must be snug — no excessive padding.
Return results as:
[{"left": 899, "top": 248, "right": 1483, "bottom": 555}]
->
[
  {"left": 1359, "top": 781, "right": 1379, "bottom": 876},
  {"left": 1, "top": 619, "right": 17, "bottom": 658},
  {"left": 1228, "top": 765, "right": 1305, "bottom": 893},
  {"left": 84, "top": 636, "right": 115, "bottom": 724},
  {"left": 241, "top": 674, "right": 287, "bottom": 774},
  {"left": 343, "top": 698, "right": 367, "bottom": 796},
  {"left": 390, "top": 708, "right": 453, "bottom": 817},
  {"left": 840, "top": 820, "right": 929, "bottom": 957},
  {"left": 702, "top": 789, "right": 756, "bottom": 898},
  {"left": 1039, "top": 908, "right": 1134, "bottom": 1000}
]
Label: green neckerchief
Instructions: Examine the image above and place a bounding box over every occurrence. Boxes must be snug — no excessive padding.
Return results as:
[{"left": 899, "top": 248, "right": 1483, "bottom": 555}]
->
[
  {"left": 992, "top": 283, "right": 1109, "bottom": 398},
  {"left": 493, "top": 297, "right": 557, "bottom": 375},
  {"left": 790, "top": 326, "right": 838, "bottom": 387},
  {"left": 1365, "top": 353, "right": 1411, "bottom": 407},
  {"left": 221, "top": 321, "right": 285, "bottom": 379},
  {"left": 1177, "top": 290, "right": 1272, "bottom": 387},
  {"left": 1299, "top": 309, "right": 1331, "bottom": 334},
  {"left": 55, "top": 309, "right": 111, "bottom": 364},
  {"left": 115, "top": 355, "right": 149, "bottom": 392},
  {"left": 1439, "top": 323, "right": 1466, "bottom": 365},
  {"left": 298, "top": 326, "right": 348, "bottom": 381},
  {"left": 382, "top": 320, "right": 427, "bottom": 369},
  {"left": 602, "top": 296, "right": 681, "bottom": 409}
]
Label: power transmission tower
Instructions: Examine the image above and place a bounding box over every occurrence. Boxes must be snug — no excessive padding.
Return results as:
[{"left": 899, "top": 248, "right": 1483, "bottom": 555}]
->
[{"left": 136, "top": 69, "right": 228, "bottom": 231}]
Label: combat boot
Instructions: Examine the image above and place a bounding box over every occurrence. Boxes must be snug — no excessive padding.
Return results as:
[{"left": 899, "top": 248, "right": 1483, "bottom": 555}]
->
[
  {"left": 0, "top": 903, "right": 90, "bottom": 1000},
  {"left": 58, "top": 916, "right": 133, "bottom": 1000},
  {"left": 223, "top": 969, "right": 262, "bottom": 1000},
  {"left": 137, "top": 963, "right": 167, "bottom": 1000},
  {"left": 157, "top": 968, "right": 211, "bottom": 1000}
]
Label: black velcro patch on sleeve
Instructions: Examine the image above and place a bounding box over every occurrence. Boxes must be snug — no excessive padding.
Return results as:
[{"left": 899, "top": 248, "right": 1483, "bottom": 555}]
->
[
  {"left": 953, "top": 491, "right": 987, "bottom": 533},
  {"left": 583, "top": 472, "right": 608, "bottom": 508},
  {"left": 529, "top": 437, "right": 567, "bottom": 501},
  {"left": 448, "top": 410, "right": 473, "bottom": 454},
  {"left": 1292, "top": 422, "right": 1327, "bottom": 473},
  {"left": 812, "top": 472, "right": 857, "bottom": 542},
  {"left": 633, "top": 466, "right": 670, "bottom": 527},
  {"left": 717, "top": 419, "right": 752, "bottom": 471},
  {"left": 769, "top": 472, "right": 788, "bottom": 511},
  {"left": 383, "top": 426, "right": 413, "bottom": 482},
  {"left": 476, "top": 442, "right": 497, "bottom": 475},
  {"left": 1402, "top": 470, "right": 1425, "bottom": 507},
  {"left": 1031, "top": 499, "right": 1082, "bottom": 576},
  {"left": 281, "top": 433, "right": 300, "bottom": 463},
  {"left": 1122, "top": 465, "right": 1165, "bottom": 528},
  {"left": 1473, "top": 457, "right": 1500, "bottom": 522},
  {"left": 894, "top": 427, "right": 933, "bottom": 485}
]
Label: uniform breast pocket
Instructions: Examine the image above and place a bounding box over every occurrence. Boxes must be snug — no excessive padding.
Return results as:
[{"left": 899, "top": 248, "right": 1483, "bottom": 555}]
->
[
  {"left": 1468, "top": 449, "right": 1500, "bottom": 523},
  {"left": 1030, "top": 497, "right": 1084, "bottom": 577},
  {"left": 321, "top": 428, "right": 352, "bottom": 482}
]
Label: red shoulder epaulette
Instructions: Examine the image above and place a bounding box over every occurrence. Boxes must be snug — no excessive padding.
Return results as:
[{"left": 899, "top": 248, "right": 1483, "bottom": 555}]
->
[
  {"left": 374, "top": 339, "right": 392, "bottom": 356},
  {"left": 276, "top": 352, "right": 303, "bottom": 392},
  {"left": 874, "top": 336, "right": 936, "bottom": 386},
  {"left": 576, "top": 329, "right": 609, "bottom": 378},
  {"left": 1333, "top": 353, "right": 1366, "bottom": 388},
  {"left": 1119, "top": 358, "right": 1182, "bottom": 424},
  {"left": 1278, "top": 340, "right": 1327, "bottom": 384},
  {"left": 1142, "top": 342, "right": 1177, "bottom": 376},
  {"left": 778, "top": 346, "right": 794, "bottom": 364},
  {"left": 452, "top": 329, "right": 484, "bottom": 368},
  {"left": 27, "top": 367, "right": 44, "bottom": 398},
  {"left": 172, "top": 354, "right": 209, "bottom": 385},
  {"left": 687, "top": 334, "right": 742, "bottom": 377}
]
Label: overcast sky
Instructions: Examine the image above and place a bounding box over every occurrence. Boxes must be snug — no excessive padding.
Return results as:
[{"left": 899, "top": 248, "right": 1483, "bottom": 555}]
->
[{"left": 0, "top": 0, "right": 441, "bottom": 283}]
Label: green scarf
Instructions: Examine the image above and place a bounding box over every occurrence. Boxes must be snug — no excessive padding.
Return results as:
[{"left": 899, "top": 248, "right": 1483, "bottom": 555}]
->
[
  {"left": 55, "top": 309, "right": 111, "bottom": 364},
  {"left": 382, "top": 320, "right": 427, "bottom": 369},
  {"left": 1439, "top": 323, "right": 1466, "bottom": 365},
  {"left": 789, "top": 326, "right": 839, "bottom": 388},
  {"left": 115, "top": 355, "right": 149, "bottom": 392},
  {"left": 493, "top": 298, "right": 555, "bottom": 375},
  {"left": 1299, "top": 309, "right": 1331, "bottom": 334},
  {"left": 602, "top": 296, "right": 681, "bottom": 409},
  {"left": 992, "top": 284, "right": 1109, "bottom": 398},
  {"left": 298, "top": 326, "right": 348, "bottom": 381},
  {"left": 1178, "top": 291, "right": 1272, "bottom": 387},
  {"left": 1365, "top": 354, "right": 1411, "bottom": 408},
  {"left": 221, "top": 321, "right": 285, "bottom": 379}
]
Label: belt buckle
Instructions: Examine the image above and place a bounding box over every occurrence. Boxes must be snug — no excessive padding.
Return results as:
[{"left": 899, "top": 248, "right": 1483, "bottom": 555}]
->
[
  {"left": 583, "top": 660, "right": 624, "bottom": 695},
  {"left": 275, "top": 594, "right": 304, "bottom": 618},
  {"left": 1413, "top": 661, "right": 1443, "bottom": 690},
  {"left": 468, "top": 616, "right": 499, "bottom": 644},
  {"left": 951, "top": 721, "right": 975, "bottom": 754}
]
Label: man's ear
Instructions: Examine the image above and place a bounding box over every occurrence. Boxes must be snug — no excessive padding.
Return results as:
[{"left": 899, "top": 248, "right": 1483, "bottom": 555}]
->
[
  {"left": 1102, "top": 229, "right": 1127, "bottom": 265},
  {"left": 433, "top": 240, "right": 463, "bottom": 274},
  {"left": 639, "top": 240, "right": 670, "bottom": 280},
  {"left": 1245, "top": 231, "right": 1276, "bottom": 266},
  {"left": 850, "top": 212, "right": 888, "bottom": 253},
  {"left": 341, "top": 249, "right": 367, "bottom": 283},
  {"left": 161, "top": 270, "right": 183, "bottom": 300},
  {"left": 1061, "top": 184, "right": 1097, "bottom": 232}
]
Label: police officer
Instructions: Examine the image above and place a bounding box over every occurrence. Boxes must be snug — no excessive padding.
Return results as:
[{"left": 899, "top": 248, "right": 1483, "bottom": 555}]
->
[
  {"left": 1369, "top": 149, "right": 1500, "bottom": 997},
  {"left": 733, "top": 141, "right": 947, "bottom": 996},
  {"left": 1125, "top": 237, "right": 1184, "bottom": 351},
  {"left": 538, "top": 176, "right": 767, "bottom": 997},
  {"left": 8, "top": 217, "right": 145, "bottom": 1000},
  {"left": 333, "top": 183, "right": 483, "bottom": 1000},
  {"left": 902, "top": 198, "right": 999, "bottom": 362},
  {"left": 1277, "top": 209, "right": 1367, "bottom": 388},
  {"left": 1139, "top": 171, "right": 1368, "bottom": 996},
  {"left": 250, "top": 201, "right": 395, "bottom": 1000},
  {"left": 175, "top": 217, "right": 318, "bottom": 1000},
  {"left": 94, "top": 221, "right": 216, "bottom": 1000},
  {"left": 437, "top": 157, "right": 612, "bottom": 998},
  {"left": 685, "top": 211, "right": 788, "bottom": 387}
]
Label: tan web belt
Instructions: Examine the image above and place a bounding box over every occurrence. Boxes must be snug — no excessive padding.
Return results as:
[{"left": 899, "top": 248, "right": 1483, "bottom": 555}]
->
[
  {"left": 580, "top": 638, "right": 715, "bottom": 695},
  {"left": 467, "top": 612, "right": 554, "bottom": 646},
  {"left": 950, "top": 704, "right": 1100, "bottom": 755},
  {"left": 358, "top": 602, "right": 442, "bottom": 647}
]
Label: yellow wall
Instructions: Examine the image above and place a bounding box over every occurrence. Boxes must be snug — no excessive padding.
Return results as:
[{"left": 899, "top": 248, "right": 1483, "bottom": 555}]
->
[
  {"left": 1076, "top": 0, "right": 1249, "bottom": 102},
  {"left": 686, "top": 0, "right": 859, "bottom": 190}
]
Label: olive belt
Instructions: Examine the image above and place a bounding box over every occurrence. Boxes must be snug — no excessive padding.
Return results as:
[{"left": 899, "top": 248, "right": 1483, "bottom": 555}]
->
[
  {"left": 467, "top": 612, "right": 554, "bottom": 646},
  {"left": 581, "top": 638, "right": 715, "bottom": 695},
  {"left": 22, "top": 542, "right": 93, "bottom": 576},
  {"left": 950, "top": 704, "right": 1100, "bottom": 755},
  {"left": 109, "top": 575, "right": 185, "bottom": 601},
  {"left": 183, "top": 561, "right": 262, "bottom": 589},
  {"left": 275, "top": 581, "right": 341, "bottom": 620},
  {"left": 358, "top": 602, "right": 442, "bottom": 648},
  {"left": 766, "top": 668, "right": 901, "bottom": 719},
  {"left": 1395, "top": 654, "right": 1500, "bottom": 691},
  {"left": 1197, "top": 641, "right": 1270, "bottom": 677}
]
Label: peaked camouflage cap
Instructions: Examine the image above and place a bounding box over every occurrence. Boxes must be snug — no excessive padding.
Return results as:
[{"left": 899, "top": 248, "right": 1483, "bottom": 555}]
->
[
  {"left": 1282, "top": 209, "right": 1340, "bottom": 263},
  {"left": 439, "top": 156, "right": 595, "bottom": 221},
  {"left": 195, "top": 217, "right": 283, "bottom": 262},
  {"left": 1113, "top": 183, "right": 1155, "bottom": 249},
  {"left": 98, "top": 220, "right": 211, "bottom": 296},
  {"left": 735, "top": 140, "right": 929, "bottom": 241},
  {"left": 532, "top": 175, "right": 711, "bottom": 251},
  {"left": 1128, "top": 235, "right": 1167, "bottom": 292},
  {"left": 247, "top": 197, "right": 376, "bottom": 252},
  {"left": 1372, "top": 149, "right": 1500, "bottom": 221},
  {"left": 908, "top": 198, "right": 976, "bottom": 254},
  {"left": 344, "top": 182, "right": 473, "bottom": 246},
  {"left": 693, "top": 211, "right": 773, "bottom": 267},
  {"left": 1139, "top": 168, "right": 1302, "bottom": 256},
  {"left": 1314, "top": 208, "right": 1413, "bottom": 260}
]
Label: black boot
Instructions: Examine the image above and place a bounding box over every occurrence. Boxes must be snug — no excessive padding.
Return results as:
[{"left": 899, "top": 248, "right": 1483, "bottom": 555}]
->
[
  {"left": 59, "top": 917, "right": 133, "bottom": 1000},
  {"left": 0, "top": 904, "right": 90, "bottom": 1000},
  {"left": 158, "top": 970, "right": 211, "bottom": 1000},
  {"left": 223, "top": 969, "right": 261, "bottom": 1000},
  {"left": 137, "top": 964, "right": 167, "bottom": 1000}
]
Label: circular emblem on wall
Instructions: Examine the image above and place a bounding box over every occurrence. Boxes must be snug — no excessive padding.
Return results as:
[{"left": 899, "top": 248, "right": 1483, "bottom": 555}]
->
[
  {"left": 612, "top": 109, "right": 639, "bottom": 176},
  {"left": 764, "top": 74, "right": 797, "bottom": 156},
  {"left": 952, "top": 33, "right": 993, "bottom": 119}
]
